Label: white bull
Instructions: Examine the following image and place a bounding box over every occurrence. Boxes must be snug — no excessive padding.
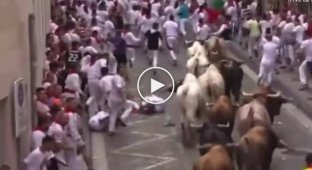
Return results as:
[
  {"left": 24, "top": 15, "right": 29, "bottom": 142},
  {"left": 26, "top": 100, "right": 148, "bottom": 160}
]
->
[
  {"left": 186, "top": 41, "right": 210, "bottom": 76},
  {"left": 176, "top": 73, "right": 206, "bottom": 127},
  {"left": 176, "top": 73, "right": 207, "bottom": 147},
  {"left": 198, "top": 64, "right": 225, "bottom": 102}
]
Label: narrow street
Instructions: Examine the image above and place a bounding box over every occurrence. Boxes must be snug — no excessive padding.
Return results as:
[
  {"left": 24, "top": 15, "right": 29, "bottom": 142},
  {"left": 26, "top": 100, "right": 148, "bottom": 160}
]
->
[{"left": 92, "top": 26, "right": 312, "bottom": 169}]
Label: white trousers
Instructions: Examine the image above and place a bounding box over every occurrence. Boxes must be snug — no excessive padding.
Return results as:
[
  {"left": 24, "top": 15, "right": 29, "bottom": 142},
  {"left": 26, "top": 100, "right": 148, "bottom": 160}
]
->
[
  {"left": 166, "top": 36, "right": 178, "bottom": 60},
  {"left": 148, "top": 50, "right": 159, "bottom": 67},
  {"left": 248, "top": 35, "right": 259, "bottom": 58},
  {"left": 258, "top": 61, "right": 275, "bottom": 86},
  {"left": 299, "top": 59, "right": 310, "bottom": 85},
  {"left": 108, "top": 100, "right": 125, "bottom": 132},
  {"left": 88, "top": 79, "right": 102, "bottom": 115},
  {"left": 120, "top": 100, "right": 137, "bottom": 122},
  {"left": 179, "top": 18, "right": 188, "bottom": 36},
  {"left": 126, "top": 47, "right": 136, "bottom": 61}
]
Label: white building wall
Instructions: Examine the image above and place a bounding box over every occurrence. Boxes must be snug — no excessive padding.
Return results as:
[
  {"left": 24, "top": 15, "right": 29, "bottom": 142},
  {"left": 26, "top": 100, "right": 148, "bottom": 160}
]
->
[{"left": 0, "top": 0, "right": 50, "bottom": 168}]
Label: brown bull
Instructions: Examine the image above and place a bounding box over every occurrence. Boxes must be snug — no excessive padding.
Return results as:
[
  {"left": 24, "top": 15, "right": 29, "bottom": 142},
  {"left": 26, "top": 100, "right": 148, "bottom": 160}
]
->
[
  {"left": 235, "top": 126, "right": 288, "bottom": 170},
  {"left": 207, "top": 95, "right": 239, "bottom": 137},
  {"left": 232, "top": 86, "right": 291, "bottom": 141},
  {"left": 194, "top": 144, "right": 235, "bottom": 170}
]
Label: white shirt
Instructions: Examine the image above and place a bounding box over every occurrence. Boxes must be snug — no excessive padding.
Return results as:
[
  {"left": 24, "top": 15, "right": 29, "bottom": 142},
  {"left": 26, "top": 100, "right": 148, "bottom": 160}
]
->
[
  {"left": 226, "top": 6, "right": 237, "bottom": 21},
  {"left": 261, "top": 41, "right": 279, "bottom": 65},
  {"left": 300, "top": 39, "right": 312, "bottom": 61},
  {"left": 99, "top": 74, "right": 114, "bottom": 94},
  {"left": 303, "top": 22, "right": 308, "bottom": 30},
  {"left": 164, "top": 6, "right": 175, "bottom": 19},
  {"left": 109, "top": 74, "right": 126, "bottom": 102},
  {"left": 282, "top": 22, "right": 295, "bottom": 33},
  {"left": 81, "top": 55, "right": 91, "bottom": 72},
  {"left": 151, "top": 2, "right": 161, "bottom": 17},
  {"left": 299, "top": 14, "right": 305, "bottom": 24},
  {"left": 163, "top": 20, "right": 179, "bottom": 37},
  {"left": 63, "top": 30, "right": 80, "bottom": 44},
  {"left": 47, "top": 122, "right": 64, "bottom": 143},
  {"left": 88, "top": 111, "right": 109, "bottom": 130},
  {"left": 82, "top": 45, "right": 98, "bottom": 55},
  {"left": 128, "top": 10, "right": 141, "bottom": 25},
  {"left": 31, "top": 130, "right": 46, "bottom": 150},
  {"left": 278, "top": 20, "right": 286, "bottom": 29},
  {"left": 122, "top": 32, "right": 141, "bottom": 45},
  {"left": 65, "top": 73, "right": 82, "bottom": 94},
  {"left": 293, "top": 25, "right": 305, "bottom": 43},
  {"left": 104, "top": 20, "right": 115, "bottom": 36},
  {"left": 196, "top": 24, "right": 210, "bottom": 40},
  {"left": 140, "top": 16, "right": 155, "bottom": 33},
  {"left": 65, "top": 112, "right": 85, "bottom": 147},
  {"left": 261, "top": 36, "right": 280, "bottom": 44},
  {"left": 87, "top": 58, "right": 108, "bottom": 80},
  {"left": 259, "top": 20, "right": 272, "bottom": 37},
  {"left": 24, "top": 148, "right": 51, "bottom": 170}
]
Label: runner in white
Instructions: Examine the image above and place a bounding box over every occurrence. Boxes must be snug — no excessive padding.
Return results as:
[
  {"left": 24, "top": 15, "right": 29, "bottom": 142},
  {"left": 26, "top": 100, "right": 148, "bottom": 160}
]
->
[
  {"left": 258, "top": 28, "right": 280, "bottom": 86},
  {"left": 122, "top": 24, "right": 141, "bottom": 67},
  {"left": 163, "top": 15, "right": 179, "bottom": 66}
]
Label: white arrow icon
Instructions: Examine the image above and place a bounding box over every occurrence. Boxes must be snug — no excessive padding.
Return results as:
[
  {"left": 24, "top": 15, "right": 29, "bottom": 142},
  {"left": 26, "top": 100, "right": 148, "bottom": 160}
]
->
[{"left": 150, "top": 78, "right": 165, "bottom": 93}]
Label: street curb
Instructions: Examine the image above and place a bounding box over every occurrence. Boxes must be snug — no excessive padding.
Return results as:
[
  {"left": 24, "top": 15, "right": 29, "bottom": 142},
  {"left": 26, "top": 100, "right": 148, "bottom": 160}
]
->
[
  {"left": 226, "top": 41, "right": 312, "bottom": 135},
  {"left": 92, "top": 132, "right": 109, "bottom": 170}
]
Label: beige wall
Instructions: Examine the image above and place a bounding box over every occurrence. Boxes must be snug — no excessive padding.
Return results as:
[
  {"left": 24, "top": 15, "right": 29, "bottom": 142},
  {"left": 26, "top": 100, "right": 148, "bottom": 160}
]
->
[{"left": 0, "top": 0, "right": 50, "bottom": 169}]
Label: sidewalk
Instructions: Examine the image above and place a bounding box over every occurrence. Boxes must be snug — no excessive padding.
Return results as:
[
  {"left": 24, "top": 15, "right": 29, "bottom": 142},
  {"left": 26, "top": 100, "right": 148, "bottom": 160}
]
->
[{"left": 227, "top": 41, "right": 312, "bottom": 119}]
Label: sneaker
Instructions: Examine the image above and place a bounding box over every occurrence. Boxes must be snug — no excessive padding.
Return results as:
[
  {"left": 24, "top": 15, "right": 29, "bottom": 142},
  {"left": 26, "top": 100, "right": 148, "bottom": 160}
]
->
[
  {"left": 117, "top": 118, "right": 127, "bottom": 127},
  {"left": 173, "top": 60, "right": 177, "bottom": 66},
  {"left": 129, "top": 60, "right": 133, "bottom": 68},
  {"left": 108, "top": 131, "right": 115, "bottom": 136},
  {"left": 299, "top": 84, "right": 308, "bottom": 91}
]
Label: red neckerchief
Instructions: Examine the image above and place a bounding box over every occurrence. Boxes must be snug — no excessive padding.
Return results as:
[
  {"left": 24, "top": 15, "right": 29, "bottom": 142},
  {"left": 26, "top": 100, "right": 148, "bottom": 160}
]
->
[{"left": 64, "top": 107, "right": 76, "bottom": 113}]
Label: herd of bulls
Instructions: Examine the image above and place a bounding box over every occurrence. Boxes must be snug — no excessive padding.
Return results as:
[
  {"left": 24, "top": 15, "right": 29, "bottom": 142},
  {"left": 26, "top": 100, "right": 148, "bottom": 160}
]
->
[{"left": 166, "top": 37, "right": 293, "bottom": 170}]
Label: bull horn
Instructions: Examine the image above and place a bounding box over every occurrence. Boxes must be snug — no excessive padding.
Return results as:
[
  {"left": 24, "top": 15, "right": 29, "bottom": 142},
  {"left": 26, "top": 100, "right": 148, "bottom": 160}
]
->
[
  {"left": 283, "top": 96, "right": 294, "bottom": 102},
  {"left": 206, "top": 102, "right": 214, "bottom": 107},
  {"left": 219, "top": 59, "right": 228, "bottom": 63},
  {"left": 241, "top": 90, "right": 253, "bottom": 97},
  {"left": 197, "top": 143, "right": 214, "bottom": 149},
  {"left": 267, "top": 91, "right": 281, "bottom": 98},
  {"left": 225, "top": 143, "right": 239, "bottom": 147}
]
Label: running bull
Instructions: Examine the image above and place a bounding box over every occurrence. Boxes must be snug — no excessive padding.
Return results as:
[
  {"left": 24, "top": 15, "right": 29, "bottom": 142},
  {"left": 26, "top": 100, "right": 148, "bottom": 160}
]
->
[{"left": 232, "top": 86, "right": 292, "bottom": 141}]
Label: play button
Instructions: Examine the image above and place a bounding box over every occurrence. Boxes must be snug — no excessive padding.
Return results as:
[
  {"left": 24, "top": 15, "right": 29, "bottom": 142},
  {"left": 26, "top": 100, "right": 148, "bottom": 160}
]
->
[
  {"left": 150, "top": 78, "right": 165, "bottom": 93},
  {"left": 137, "top": 67, "right": 175, "bottom": 105}
]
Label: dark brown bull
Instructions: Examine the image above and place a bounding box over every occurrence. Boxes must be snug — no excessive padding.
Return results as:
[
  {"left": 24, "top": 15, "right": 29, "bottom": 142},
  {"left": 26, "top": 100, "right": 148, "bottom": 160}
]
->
[
  {"left": 194, "top": 144, "right": 235, "bottom": 170},
  {"left": 235, "top": 126, "right": 288, "bottom": 170},
  {"left": 219, "top": 59, "right": 244, "bottom": 103}
]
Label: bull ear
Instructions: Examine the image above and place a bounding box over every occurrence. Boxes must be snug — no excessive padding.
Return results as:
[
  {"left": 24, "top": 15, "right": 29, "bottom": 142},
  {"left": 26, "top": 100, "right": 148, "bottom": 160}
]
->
[{"left": 244, "top": 137, "right": 250, "bottom": 145}]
